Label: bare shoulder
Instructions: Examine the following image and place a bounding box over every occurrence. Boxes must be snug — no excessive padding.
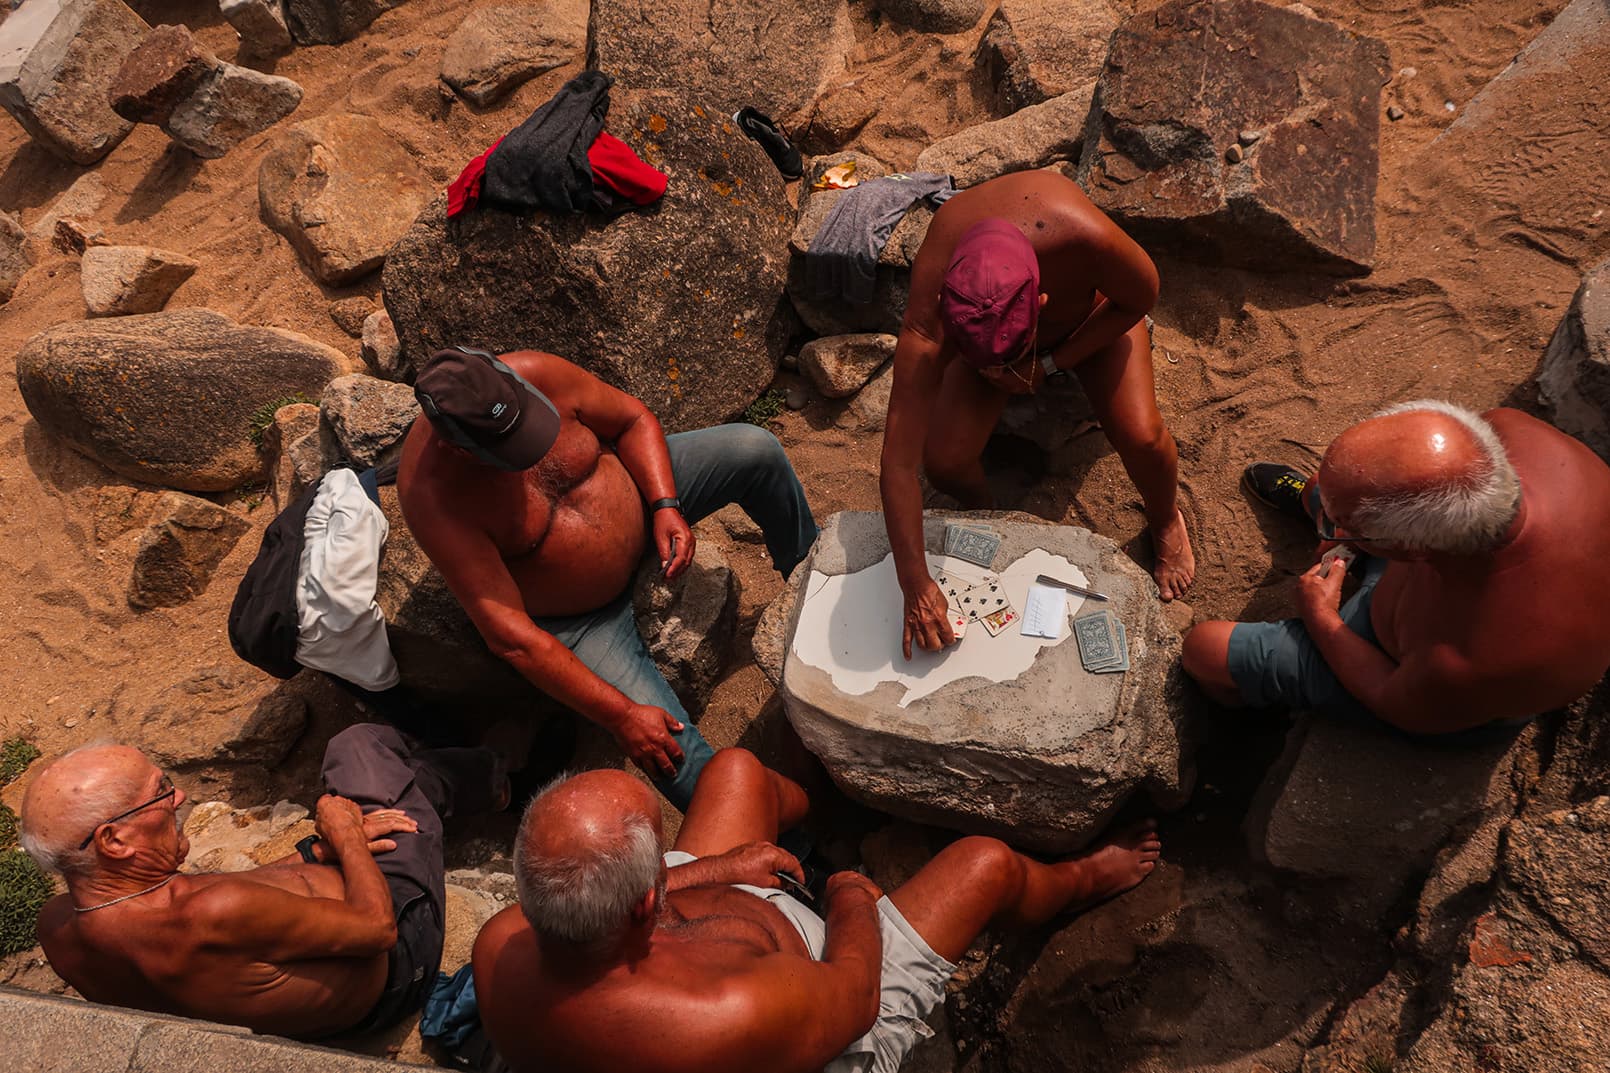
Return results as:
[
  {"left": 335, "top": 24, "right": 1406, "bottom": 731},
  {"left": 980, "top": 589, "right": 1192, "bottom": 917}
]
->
[{"left": 34, "top": 893, "right": 74, "bottom": 949}]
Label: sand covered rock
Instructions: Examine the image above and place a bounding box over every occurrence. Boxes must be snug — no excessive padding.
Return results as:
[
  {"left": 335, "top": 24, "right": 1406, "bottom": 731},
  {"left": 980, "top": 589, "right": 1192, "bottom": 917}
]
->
[
  {"left": 1078, "top": 0, "right": 1389, "bottom": 275},
  {"left": 327, "top": 296, "right": 373, "bottom": 336},
  {"left": 319, "top": 372, "right": 417, "bottom": 468},
  {"left": 1538, "top": 256, "right": 1610, "bottom": 462},
  {"left": 80, "top": 245, "right": 198, "bottom": 316},
  {"left": 135, "top": 664, "right": 308, "bottom": 767},
  {"left": 219, "top": 0, "right": 293, "bottom": 56},
  {"left": 440, "top": 1, "right": 586, "bottom": 107},
  {"left": 916, "top": 84, "right": 1095, "bottom": 189},
  {"left": 798, "top": 333, "right": 895, "bottom": 398},
  {"left": 16, "top": 309, "right": 350, "bottom": 492},
  {"left": 111, "top": 25, "right": 302, "bottom": 158},
  {"left": 360, "top": 309, "right": 403, "bottom": 379},
  {"left": 285, "top": 0, "right": 400, "bottom": 45},
  {"left": 589, "top": 0, "right": 853, "bottom": 128},
  {"left": 1248, "top": 713, "right": 1523, "bottom": 914},
  {"left": 128, "top": 492, "right": 251, "bottom": 609},
  {"left": 782, "top": 511, "right": 1191, "bottom": 852},
  {"left": 632, "top": 541, "right": 738, "bottom": 715},
  {"left": 259, "top": 114, "right": 431, "bottom": 286},
  {"left": 0, "top": 212, "right": 32, "bottom": 305},
  {"left": 384, "top": 90, "right": 794, "bottom": 434},
  {"left": 980, "top": 0, "right": 1118, "bottom": 113},
  {"left": 876, "top": 0, "right": 983, "bottom": 34},
  {"left": 0, "top": 0, "right": 148, "bottom": 164},
  {"left": 27, "top": 172, "right": 106, "bottom": 243},
  {"left": 263, "top": 401, "right": 330, "bottom": 509},
  {"left": 786, "top": 152, "right": 932, "bottom": 337}
]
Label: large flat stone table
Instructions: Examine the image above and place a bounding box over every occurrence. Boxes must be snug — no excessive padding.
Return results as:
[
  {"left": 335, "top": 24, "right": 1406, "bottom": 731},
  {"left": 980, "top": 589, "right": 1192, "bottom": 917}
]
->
[{"left": 782, "top": 511, "right": 1191, "bottom": 851}]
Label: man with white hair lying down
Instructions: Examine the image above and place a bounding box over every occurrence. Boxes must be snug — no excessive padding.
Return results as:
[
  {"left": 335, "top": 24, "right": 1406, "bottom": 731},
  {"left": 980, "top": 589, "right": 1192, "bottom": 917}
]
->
[
  {"left": 1182, "top": 400, "right": 1610, "bottom": 734},
  {"left": 20, "top": 725, "right": 506, "bottom": 1038}
]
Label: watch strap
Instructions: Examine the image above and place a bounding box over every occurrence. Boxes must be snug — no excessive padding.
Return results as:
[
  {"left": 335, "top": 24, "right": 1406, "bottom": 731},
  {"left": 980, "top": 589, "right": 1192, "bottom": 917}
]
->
[
  {"left": 296, "top": 834, "right": 323, "bottom": 864},
  {"left": 649, "top": 497, "right": 682, "bottom": 513},
  {"left": 1040, "top": 351, "right": 1061, "bottom": 378}
]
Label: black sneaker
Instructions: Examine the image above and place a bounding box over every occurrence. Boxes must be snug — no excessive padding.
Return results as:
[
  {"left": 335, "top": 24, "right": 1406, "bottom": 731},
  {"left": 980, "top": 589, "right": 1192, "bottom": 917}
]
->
[
  {"left": 1242, "top": 463, "right": 1311, "bottom": 521},
  {"left": 733, "top": 106, "right": 803, "bottom": 180}
]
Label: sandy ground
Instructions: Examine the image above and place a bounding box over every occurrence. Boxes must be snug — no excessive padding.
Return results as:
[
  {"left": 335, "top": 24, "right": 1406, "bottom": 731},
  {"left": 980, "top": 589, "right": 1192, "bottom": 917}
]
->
[{"left": 0, "top": 0, "right": 1607, "bottom": 1060}]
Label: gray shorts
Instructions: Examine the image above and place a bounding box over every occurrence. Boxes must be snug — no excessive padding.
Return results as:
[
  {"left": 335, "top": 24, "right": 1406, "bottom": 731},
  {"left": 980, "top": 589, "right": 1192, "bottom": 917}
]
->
[{"left": 664, "top": 851, "right": 955, "bottom": 1073}]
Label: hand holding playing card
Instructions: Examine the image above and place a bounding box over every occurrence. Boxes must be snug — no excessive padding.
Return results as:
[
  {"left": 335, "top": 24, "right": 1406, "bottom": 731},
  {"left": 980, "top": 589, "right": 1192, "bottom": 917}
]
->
[
  {"left": 903, "top": 577, "right": 957, "bottom": 660},
  {"left": 1295, "top": 555, "right": 1347, "bottom": 626}
]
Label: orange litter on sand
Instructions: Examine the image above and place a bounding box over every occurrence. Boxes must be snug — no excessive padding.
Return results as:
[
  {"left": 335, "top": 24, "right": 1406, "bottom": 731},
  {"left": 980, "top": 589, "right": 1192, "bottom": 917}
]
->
[{"left": 812, "top": 162, "right": 859, "bottom": 191}]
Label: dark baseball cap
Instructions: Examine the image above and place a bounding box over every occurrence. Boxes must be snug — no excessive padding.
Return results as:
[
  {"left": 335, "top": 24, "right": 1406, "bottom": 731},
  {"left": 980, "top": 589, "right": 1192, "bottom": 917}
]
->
[
  {"left": 938, "top": 218, "right": 1041, "bottom": 369},
  {"left": 414, "top": 347, "right": 562, "bottom": 471}
]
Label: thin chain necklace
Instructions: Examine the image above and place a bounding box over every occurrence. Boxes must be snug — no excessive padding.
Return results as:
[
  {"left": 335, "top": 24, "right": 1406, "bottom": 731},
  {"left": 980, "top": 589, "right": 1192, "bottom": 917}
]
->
[{"left": 73, "top": 873, "right": 177, "bottom": 913}]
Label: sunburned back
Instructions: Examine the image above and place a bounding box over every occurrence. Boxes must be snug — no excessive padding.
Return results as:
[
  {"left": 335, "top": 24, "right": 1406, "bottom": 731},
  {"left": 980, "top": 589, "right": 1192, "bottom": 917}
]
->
[
  {"left": 1371, "top": 409, "right": 1610, "bottom": 719},
  {"left": 396, "top": 351, "right": 649, "bottom": 616},
  {"left": 909, "top": 171, "right": 1111, "bottom": 345},
  {"left": 477, "top": 886, "right": 815, "bottom": 1073},
  {"left": 37, "top": 868, "right": 387, "bottom": 1038}
]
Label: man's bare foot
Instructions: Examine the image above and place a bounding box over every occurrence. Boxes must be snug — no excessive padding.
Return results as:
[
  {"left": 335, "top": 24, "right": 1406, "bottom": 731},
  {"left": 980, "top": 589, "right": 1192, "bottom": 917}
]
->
[
  {"left": 1062, "top": 820, "right": 1162, "bottom": 910},
  {"left": 1151, "top": 509, "right": 1196, "bottom": 601}
]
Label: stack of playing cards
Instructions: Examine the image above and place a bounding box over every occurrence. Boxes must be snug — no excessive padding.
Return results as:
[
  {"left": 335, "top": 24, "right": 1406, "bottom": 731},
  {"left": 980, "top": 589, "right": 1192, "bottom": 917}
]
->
[
  {"left": 944, "top": 523, "right": 1001, "bottom": 569},
  {"left": 933, "top": 565, "right": 1019, "bottom": 637},
  {"left": 1073, "top": 610, "right": 1129, "bottom": 674}
]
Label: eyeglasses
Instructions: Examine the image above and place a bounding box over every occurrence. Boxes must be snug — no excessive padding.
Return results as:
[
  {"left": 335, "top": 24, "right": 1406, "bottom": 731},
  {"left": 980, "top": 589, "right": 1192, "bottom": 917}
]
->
[
  {"left": 1313, "top": 500, "right": 1379, "bottom": 545},
  {"left": 79, "top": 775, "right": 177, "bottom": 850}
]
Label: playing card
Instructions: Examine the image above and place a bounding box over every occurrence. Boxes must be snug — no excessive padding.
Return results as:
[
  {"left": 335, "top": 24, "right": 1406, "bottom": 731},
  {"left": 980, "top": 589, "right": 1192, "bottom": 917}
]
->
[
  {"left": 947, "top": 608, "right": 968, "bottom": 640},
  {"left": 1090, "top": 619, "right": 1131, "bottom": 673},
  {"left": 1074, "top": 612, "right": 1120, "bottom": 670},
  {"left": 934, "top": 566, "right": 985, "bottom": 612},
  {"left": 945, "top": 524, "right": 1001, "bottom": 568},
  {"left": 981, "top": 605, "right": 1018, "bottom": 636},
  {"left": 958, "top": 577, "right": 1009, "bottom": 622}
]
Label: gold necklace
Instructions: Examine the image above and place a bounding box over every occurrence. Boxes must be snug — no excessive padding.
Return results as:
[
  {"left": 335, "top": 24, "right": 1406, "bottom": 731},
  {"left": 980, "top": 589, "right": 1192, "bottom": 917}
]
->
[{"left": 74, "top": 873, "right": 177, "bottom": 913}]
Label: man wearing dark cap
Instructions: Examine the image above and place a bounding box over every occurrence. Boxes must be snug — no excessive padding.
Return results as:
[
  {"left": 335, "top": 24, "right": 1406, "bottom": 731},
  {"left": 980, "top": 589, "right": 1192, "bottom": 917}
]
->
[
  {"left": 880, "top": 170, "right": 1194, "bottom": 657},
  {"left": 397, "top": 347, "right": 817, "bottom": 810}
]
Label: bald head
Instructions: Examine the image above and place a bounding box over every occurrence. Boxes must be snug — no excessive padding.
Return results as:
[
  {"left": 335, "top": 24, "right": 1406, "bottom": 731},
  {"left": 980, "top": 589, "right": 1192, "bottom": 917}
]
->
[
  {"left": 514, "top": 770, "right": 664, "bottom": 945},
  {"left": 20, "top": 743, "right": 155, "bottom": 877},
  {"left": 1319, "top": 400, "right": 1520, "bottom": 554}
]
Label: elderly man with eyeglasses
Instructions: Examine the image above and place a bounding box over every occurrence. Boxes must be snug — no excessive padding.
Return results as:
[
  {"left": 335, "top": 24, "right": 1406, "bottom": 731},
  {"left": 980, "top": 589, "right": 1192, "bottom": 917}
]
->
[
  {"left": 18, "top": 723, "right": 506, "bottom": 1038},
  {"left": 1182, "top": 400, "right": 1610, "bottom": 736}
]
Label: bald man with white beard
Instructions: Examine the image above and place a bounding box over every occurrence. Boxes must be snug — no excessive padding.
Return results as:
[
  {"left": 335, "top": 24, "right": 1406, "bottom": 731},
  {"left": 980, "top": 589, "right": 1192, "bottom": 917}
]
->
[
  {"left": 19, "top": 725, "right": 505, "bottom": 1038},
  {"left": 1183, "top": 400, "right": 1610, "bottom": 734}
]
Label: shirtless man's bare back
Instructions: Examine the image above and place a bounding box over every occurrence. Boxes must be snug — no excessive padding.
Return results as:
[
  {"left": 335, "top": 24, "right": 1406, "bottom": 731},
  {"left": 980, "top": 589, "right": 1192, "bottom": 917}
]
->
[
  {"left": 21, "top": 725, "right": 502, "bottom": 1037},
  {"left": 1183, "top": 402, "right": 1610, "bottom": 733},
  {"left": 398, "top": 348, "right": 817, "bottom": 810},
  {"left": 473, "top": 749, "right": 1162, "bottom": 1073},
  {"left": 881, "top": 171, "right": 1195, "bottom": 659}
]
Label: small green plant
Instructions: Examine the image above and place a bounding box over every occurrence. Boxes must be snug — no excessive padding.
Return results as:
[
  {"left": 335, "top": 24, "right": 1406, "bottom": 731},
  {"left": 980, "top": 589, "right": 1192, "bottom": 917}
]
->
[
  {"left": 0, "top": 850, "right": 54, "bottom": 956},
  {"left": 0, "top": 738, "right": 39, "bottom": 789},
  {"left": 742, "top": 388, "right": 787, "bottom": 428},
  {"left": 248, "top": 393, "right": 317, "bottom": 448},
  {"left": 1363, "top": 1055, "right": 1394, "bottom": 1073},
  {"left": 0, "top": 805, "right": 16, "bottom": 852}
]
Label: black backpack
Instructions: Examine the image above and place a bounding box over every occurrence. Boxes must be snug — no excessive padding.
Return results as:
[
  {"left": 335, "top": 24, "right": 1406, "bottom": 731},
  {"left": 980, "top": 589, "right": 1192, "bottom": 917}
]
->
[{"left": 228, "top": 463, "right": 396, "bottom": 679}]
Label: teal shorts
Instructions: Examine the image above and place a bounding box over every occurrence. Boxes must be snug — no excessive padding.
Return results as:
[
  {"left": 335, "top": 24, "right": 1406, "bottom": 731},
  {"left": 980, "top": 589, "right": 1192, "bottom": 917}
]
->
[{"left": 1226, "top": 555, "right": 1389, "bottom": 724}]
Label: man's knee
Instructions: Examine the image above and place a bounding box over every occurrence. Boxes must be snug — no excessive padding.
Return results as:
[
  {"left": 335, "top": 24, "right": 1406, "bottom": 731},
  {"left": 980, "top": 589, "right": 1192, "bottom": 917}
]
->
[
  {"left": 1182, "top": 620, "right": 1244, "bottom": 700},
  {"left": 949, "top": 836, "right": 1025, "bottom": 902},
  {"left": 1105, "top": 410, "right": 1169, "bottom": 459},
  {"left": 721, "top": 423, "right": 792, "bottom": 474},
  {"left": 922, "top": 441, "right": 976, "bottom": 493},
  {"left": 695, "top": 747, "right": 768, "bottom": 797}
]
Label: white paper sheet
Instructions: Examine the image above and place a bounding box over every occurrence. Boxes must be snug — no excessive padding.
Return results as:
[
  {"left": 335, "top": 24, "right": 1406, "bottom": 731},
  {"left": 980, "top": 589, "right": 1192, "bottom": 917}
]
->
[
  {"left": 790, "top": 549, "right": 1088, "bottom": 707},
  {"left": 1020, "top": 583, "right": 1067, "bottom": 639}
]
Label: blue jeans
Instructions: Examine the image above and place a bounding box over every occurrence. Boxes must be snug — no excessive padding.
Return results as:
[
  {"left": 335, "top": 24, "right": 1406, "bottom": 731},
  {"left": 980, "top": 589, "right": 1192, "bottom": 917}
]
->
[{"left": 532, "top": 425, "right": 818, "bottom": 810}]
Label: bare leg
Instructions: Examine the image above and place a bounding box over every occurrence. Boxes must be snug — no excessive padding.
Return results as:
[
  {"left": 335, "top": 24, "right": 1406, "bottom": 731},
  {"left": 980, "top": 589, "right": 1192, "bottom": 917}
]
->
[
  {"left": 922, "top": 358, "right": 1012, "bottom": 507},
  {"left": 671, "top": 748, "right": 809, "bottom": 857},
  {"left": 888, "top": 823, "right": 1162, "bottom": 963},
  {"left": 1181, "top": 620, "right": 1247, "bottom": 706},
  {"left": 1072, "top": 321, "right": 1195, "bottom": 601}
]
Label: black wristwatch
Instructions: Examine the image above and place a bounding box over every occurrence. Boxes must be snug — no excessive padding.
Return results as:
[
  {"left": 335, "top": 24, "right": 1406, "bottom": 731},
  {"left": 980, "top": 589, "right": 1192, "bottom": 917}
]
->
[
  {"left": 296, "top": 834, "right": 324, "bottom": 864},
  {"left": 649, "top": 497, "right": 682, "bottom": 513}
]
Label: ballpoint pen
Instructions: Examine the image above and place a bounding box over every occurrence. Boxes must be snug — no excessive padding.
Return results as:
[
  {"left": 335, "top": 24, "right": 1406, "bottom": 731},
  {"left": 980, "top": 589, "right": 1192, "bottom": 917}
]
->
[{"left": 1035, "top": 574, "right": 1110, "bottom": 602}]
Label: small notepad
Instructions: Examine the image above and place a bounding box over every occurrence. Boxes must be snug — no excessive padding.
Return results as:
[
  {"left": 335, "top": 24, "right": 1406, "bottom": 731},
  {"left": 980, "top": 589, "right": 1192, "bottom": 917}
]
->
[{"left": 1021, "top": 583, "right": 1067, "bottom": 639}]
